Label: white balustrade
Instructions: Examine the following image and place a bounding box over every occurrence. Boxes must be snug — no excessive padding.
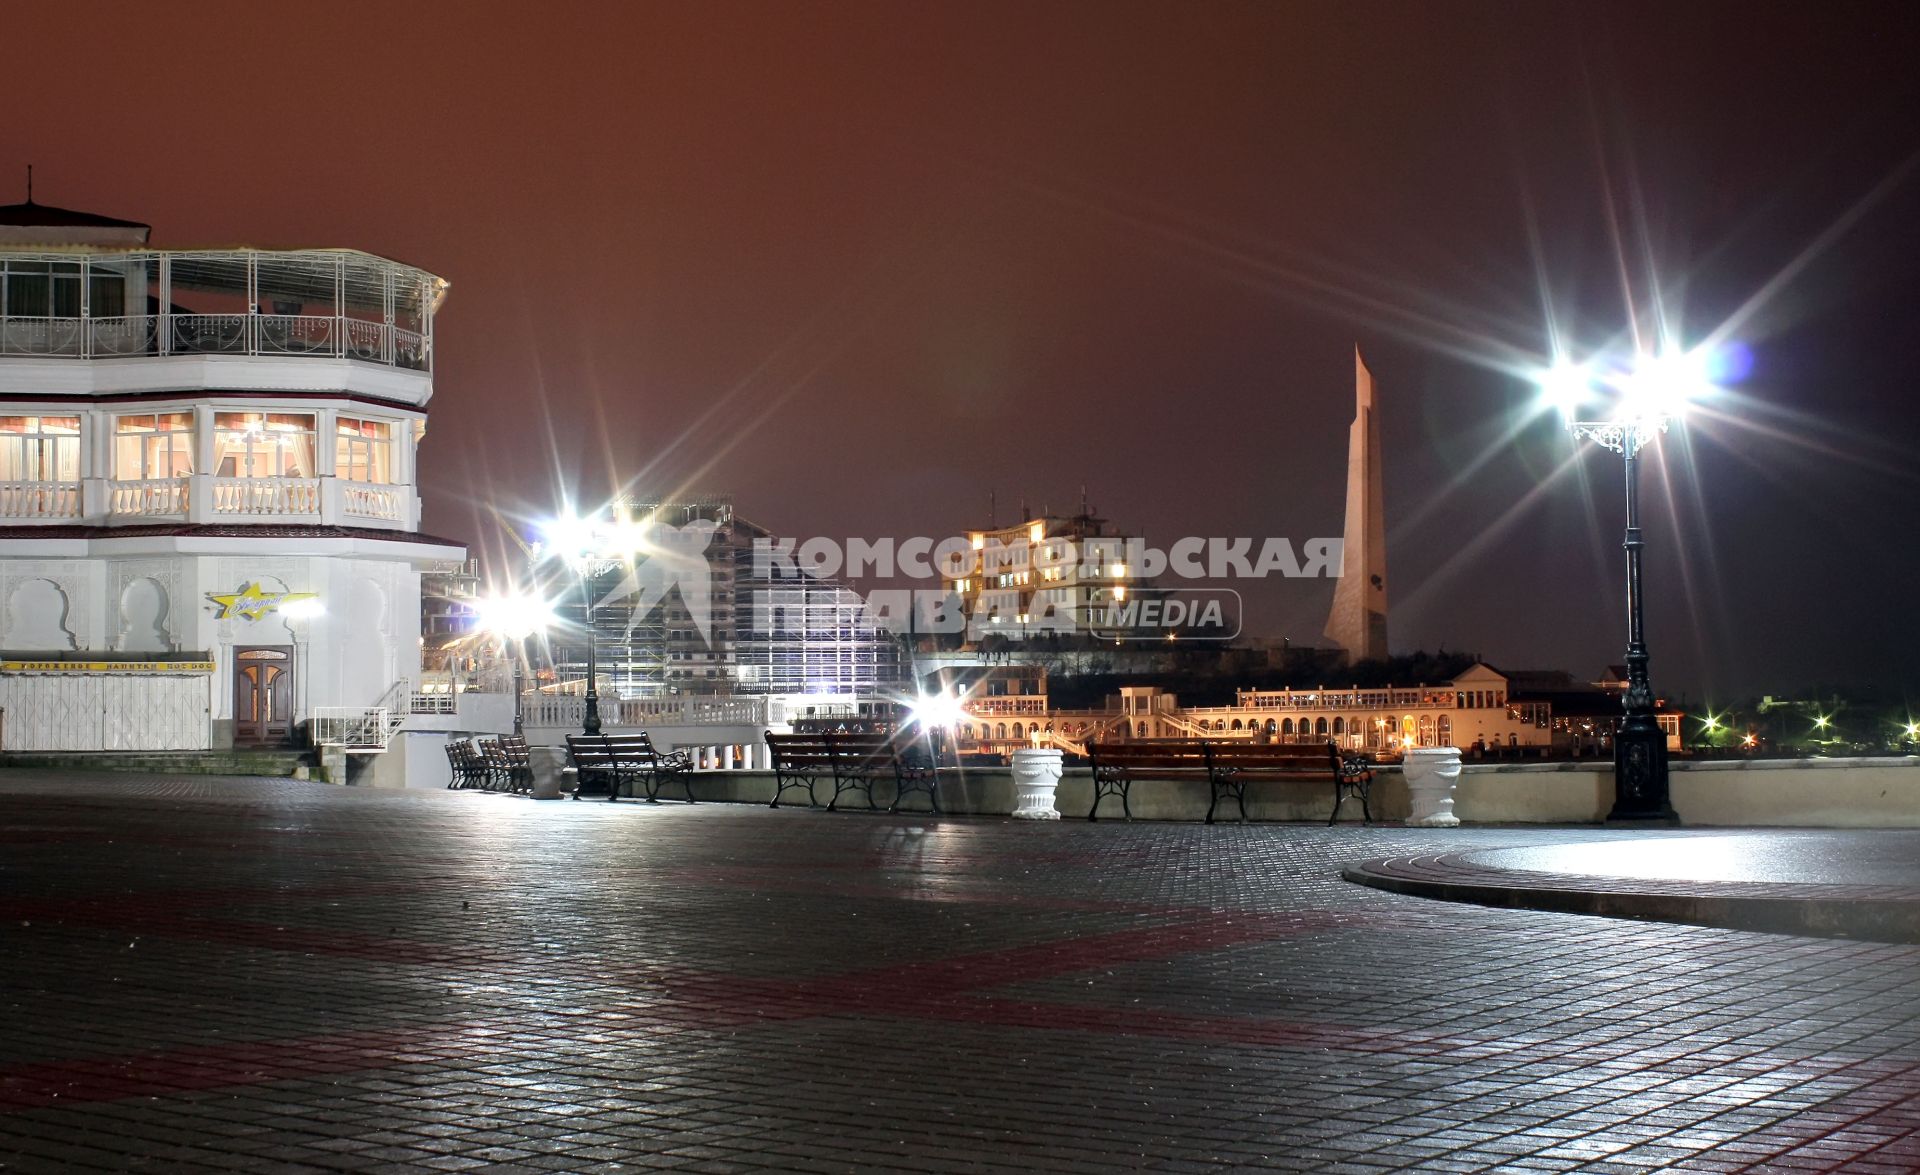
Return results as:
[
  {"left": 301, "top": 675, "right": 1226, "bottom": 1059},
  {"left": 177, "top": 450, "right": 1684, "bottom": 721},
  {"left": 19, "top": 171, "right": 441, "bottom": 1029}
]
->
[
  {"left": 0, "top": 481, "right": 81, "bottom": 519},
  {"left": 518, "top": 693, "right": 771, "bottom": 731},
  {"left": 341, "top": 483, "right": 402, "bottom": 521},
  {"left": 210, "top": 476, "right": 321, "bottom": 516},
  {"left": 110, "top": 478, "right": 190, "bottom": 517}
]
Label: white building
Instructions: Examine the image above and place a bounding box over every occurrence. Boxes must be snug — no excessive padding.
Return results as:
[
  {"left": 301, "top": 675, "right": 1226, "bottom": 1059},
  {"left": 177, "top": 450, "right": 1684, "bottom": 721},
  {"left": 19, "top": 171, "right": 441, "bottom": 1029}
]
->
[{"left": 0, "top": 198, "right": 463, "bottom": 752}]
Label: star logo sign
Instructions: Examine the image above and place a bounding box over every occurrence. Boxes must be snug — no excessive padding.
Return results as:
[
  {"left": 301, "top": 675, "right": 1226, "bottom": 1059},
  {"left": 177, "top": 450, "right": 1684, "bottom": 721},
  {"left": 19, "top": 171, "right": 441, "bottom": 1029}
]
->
[{"left": 207, "top": 582, "right": 319, "bottom": 622}]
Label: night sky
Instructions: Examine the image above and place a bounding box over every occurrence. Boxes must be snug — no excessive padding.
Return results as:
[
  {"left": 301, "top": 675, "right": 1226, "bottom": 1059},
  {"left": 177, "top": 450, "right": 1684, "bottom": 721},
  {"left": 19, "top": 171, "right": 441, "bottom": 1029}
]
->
[{"left": 8, "top": 2, "right": 1919, "bottom": 701}]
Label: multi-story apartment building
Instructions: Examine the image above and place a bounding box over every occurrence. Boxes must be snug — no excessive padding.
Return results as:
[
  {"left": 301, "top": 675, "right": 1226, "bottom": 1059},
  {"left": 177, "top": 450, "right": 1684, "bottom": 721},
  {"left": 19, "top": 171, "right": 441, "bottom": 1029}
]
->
[{"left": 545, "top": 496, "right": 903, "bottom": 700}]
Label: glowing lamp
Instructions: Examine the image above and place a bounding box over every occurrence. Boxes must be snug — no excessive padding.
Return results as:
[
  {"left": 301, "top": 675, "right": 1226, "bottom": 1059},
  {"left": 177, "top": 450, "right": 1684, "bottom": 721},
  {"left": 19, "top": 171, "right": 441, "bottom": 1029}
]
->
[
  {"left": 474, "top": 590, "right": 556, "bottom": 642},
  {"left": 540, "top": 511, "right": 601, "bottom": 566},
  {"left": 1614, "top": 348, "right": 1713, "bottom": 426},
  {"left": 279, "top": 596, "right": 325, "bottom": 621},
  {"left": 1536, "top": 360, "right": 1591, "bottom": 422},
  {"left": 908, "top": 692, "right": 968, "bottom": 730}
]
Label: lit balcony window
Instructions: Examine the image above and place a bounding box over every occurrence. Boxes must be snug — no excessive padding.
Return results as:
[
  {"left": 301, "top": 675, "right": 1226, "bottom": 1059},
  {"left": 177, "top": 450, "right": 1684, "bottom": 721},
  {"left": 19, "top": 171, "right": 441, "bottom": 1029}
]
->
[
  {"left": 0, "top": 415, "right": 80, "bottom": 481},
  {"left": 214, "top": 411, "right": 314, "bottom": 478},
  {"left": 336, "top": 417, "right": 393, "bottom": 484},
  {"left": 114, "top": 412, "right": 195, "bottom": 480}
]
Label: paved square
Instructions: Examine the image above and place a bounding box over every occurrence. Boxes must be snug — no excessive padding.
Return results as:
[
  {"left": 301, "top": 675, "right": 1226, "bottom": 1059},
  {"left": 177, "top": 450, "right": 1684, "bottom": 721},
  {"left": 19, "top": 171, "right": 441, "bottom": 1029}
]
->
[{"left": 2, "top": 773, "right": 1918, "bottom": 1172}]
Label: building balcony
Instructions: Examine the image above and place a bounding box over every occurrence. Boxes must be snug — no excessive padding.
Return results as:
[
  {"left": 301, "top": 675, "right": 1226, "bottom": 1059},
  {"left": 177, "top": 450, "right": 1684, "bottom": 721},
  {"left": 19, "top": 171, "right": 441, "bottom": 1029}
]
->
[
  {"left": 0, "top": 249, "right": 445, "bottom": 402},
  {"left": 0, "top": 475, "right": 418, "bottom": 532},
  {"left": 0, "top": 313, "right": 428, "bottom": 370}
]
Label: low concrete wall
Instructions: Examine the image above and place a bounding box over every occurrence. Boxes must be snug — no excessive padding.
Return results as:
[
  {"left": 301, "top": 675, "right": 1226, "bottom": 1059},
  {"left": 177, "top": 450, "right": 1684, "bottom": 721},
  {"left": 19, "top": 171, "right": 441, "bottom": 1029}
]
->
[
  {"left": 1671, "top": 757, "right": 1920, "bottom": 828},
  {"left": 657, "top": 756, "right": 1920, "bottom": 827},
  {"left": 1455, "top": 764, "right": 1613, "bottom": 824}
]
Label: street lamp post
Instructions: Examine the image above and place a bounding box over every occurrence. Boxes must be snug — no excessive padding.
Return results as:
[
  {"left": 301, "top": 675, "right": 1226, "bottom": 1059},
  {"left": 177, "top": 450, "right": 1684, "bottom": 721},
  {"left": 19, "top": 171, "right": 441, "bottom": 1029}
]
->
[
  {"left": 1543, "top": 348, "right": 1716, "bottom": 823},
  {"left": 1567, "top": 415, "right": 1675, "bottom": 820},
  {"left": 579, "top": 565, "right": 603, "bottom": 735},
  {"left": 511, "top": 639, "right": 526, "bottom": 738},
  {"left": 534, "top": 509, "right": 645, "bottom": 739}
]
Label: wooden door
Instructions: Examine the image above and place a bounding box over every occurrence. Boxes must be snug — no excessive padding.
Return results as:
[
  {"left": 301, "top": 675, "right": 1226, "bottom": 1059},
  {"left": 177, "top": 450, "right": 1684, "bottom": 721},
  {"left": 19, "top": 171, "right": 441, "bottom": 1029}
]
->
[{"left": 233, "top": 646, "right": 294, "bottom": 745}]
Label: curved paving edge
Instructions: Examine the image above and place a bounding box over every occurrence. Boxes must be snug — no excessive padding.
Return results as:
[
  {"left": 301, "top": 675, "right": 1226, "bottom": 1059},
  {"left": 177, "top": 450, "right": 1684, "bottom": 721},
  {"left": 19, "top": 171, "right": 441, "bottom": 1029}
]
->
[{"left": 1343, "top": 852, "right": 1920, "bottom": 944}]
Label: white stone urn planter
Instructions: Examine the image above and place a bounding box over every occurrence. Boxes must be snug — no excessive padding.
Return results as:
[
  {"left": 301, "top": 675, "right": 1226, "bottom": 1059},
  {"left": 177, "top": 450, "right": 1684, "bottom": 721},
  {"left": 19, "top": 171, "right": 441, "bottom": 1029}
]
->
[
  {"left": 1402, "top": 747, "right": 1463, "bottom": 826},
  {"left": 1010, "top": 748, "right": 1063, "bottom": 820}
]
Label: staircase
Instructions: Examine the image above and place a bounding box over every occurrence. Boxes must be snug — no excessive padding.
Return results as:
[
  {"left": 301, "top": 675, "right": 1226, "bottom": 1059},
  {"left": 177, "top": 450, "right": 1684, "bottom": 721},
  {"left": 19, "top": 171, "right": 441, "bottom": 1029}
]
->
[
  {"left": 310, "top": 681, "right": 411, "bottom": 752},
  {"left": 1046, "top": 712, "right": 1130, "bottom": 757}
]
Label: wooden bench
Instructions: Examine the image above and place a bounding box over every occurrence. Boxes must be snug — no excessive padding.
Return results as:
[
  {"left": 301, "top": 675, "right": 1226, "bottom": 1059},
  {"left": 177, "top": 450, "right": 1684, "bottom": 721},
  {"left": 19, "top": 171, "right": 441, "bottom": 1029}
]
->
[
  {"left": 1086, "top": 740, "right": 1374, "bottom": 824},
  {"left": 764, "top": 730, "right": 940, "bottom": 813},
  {"left": 478, "top": 735, "right": 535, "bottom": 794},
  {"left": 565, "top": 732, "right": 695, "bottom": 803},
  {"left": 444, "top": 739, "right": 489, "bottom": 789}
]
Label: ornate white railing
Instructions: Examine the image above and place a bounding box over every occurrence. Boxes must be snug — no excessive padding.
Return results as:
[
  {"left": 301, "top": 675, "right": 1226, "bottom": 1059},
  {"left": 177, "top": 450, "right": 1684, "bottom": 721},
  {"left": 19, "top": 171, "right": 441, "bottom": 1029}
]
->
[
  {"left": 110, "top": 478, "right": 191, "bottom": 517},
  {"left": 0, "top": 317, "right": 84, "bottom": 357},
  {"left": 169, "top": 314, "right": 249, "bottom": 354},
  {"left": 210, "top": 476, "right": 321, "bottom": 516},
  {"left": 1229, "top": 688, "right": 1463, "bottom": 711},
  {"left": 0, "top": 313, "right": 429, "bottom": 371},
  {"left": 520, "top": 694, "right": 772, "bottom": 729},
  {"left": 409, "top": 692, "right": 457, "bottom": 715},
  {"left": 0, "top": 481, "right": 81, "bottom": 518},
  {"left": 341, "top": 483, "right": 403, "bottom": 521}
]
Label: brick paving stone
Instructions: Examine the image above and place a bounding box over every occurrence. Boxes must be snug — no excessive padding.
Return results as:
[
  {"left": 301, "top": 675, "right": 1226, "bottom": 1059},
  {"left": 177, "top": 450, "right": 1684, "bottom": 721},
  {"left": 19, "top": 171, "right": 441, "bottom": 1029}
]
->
[{"left": 3, "top": 773, "right": 1920, "bottom": 1171}]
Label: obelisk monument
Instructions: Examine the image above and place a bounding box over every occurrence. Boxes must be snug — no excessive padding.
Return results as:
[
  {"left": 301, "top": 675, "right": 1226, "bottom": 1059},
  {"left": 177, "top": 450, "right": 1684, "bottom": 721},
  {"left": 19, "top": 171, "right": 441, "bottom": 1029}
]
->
[{"left": 1324, "top": 346, "right": 1388, "bottom": 662}]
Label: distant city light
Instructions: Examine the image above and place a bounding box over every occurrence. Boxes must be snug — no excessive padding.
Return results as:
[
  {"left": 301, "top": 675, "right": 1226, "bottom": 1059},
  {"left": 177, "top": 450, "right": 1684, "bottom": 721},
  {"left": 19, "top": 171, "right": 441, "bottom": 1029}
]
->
[{"left": 1814, "top": 715, "right": 1831, "bottom": 730}]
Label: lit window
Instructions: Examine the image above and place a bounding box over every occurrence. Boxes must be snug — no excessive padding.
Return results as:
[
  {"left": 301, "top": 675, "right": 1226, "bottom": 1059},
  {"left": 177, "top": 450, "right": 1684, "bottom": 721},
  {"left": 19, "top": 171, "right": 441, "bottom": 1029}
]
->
[
  {"left": 114, "top": 413, "right": 195, "bottom": 480},
  {"left": 213, "top": 412, "right": 314, "bottom": 478},
  {"left": 336, "top": 417, "right": 393, "bottom": 484},
  {"left": 0, "top": 416, "right": 81, "bottom": 482}
]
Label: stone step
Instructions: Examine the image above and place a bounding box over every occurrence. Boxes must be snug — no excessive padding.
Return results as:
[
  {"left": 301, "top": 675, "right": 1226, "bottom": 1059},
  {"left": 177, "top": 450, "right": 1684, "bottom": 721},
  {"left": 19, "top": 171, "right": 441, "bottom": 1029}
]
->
[{"left": 0, "top": 749, "right": 318, "bottom": 777}]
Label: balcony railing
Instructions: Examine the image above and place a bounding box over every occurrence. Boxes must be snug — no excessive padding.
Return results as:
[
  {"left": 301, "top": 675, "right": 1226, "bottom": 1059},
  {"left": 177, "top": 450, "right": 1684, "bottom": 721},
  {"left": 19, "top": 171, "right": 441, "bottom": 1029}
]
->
[
  {"left": 110, "top": 478, "right": 190, "bottom": 518},
  {"left": 0, "top": 476, "right": 413, "bottom": 527},
  {"left": 209, "top": 476, "right": 321, "bottom": 516},
  {"left": 0, "top": 481, "right": 80, "bottom": 519},
  {"left": 0, "top": 314, "right": 430, "bottom": 372},
  {"left": 519, "top": 694, "right": 772, "bottom": 729},
  {"left": 341, "top": 484, "right": 403, "bottom": 521}
]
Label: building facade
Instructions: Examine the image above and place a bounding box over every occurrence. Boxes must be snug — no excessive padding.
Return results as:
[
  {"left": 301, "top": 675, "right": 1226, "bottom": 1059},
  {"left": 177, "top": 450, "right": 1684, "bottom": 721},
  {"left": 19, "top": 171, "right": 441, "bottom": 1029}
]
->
[
  {"left": 944, "top": 662, "right": 1683, "bottom": 758},
  {"left": 942, "top": 509, "right": 1147, "bottom": 642},
  {"left": 0, "top": 199, "right": 463, "bottom": 751},
  {"left": 544, "top": 496, "right": 904, "bottom": 701}
]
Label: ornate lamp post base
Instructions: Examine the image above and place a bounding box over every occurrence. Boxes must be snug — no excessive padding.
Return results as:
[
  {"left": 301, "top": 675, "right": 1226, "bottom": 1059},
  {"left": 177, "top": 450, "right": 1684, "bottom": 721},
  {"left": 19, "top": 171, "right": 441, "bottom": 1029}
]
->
[{"left": 1607, "top": 716, "right": 1677, "bottom": 823}]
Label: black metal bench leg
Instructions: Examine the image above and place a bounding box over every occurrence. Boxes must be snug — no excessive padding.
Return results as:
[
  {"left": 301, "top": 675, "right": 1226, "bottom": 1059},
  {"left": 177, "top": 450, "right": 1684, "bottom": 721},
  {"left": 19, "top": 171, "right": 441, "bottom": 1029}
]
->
[
  {"left": 1328, "top": 784, "right": 1343, "bottom": 826},
  {"left": 1237, "top": 783, "right": 1248, "bottom": 825},
  {"left": 1205, "top": 783, "right": 1219, "bottom": 825},
  {"left": 1121, "top": 780, "right": 1132, "bottom": 822}
]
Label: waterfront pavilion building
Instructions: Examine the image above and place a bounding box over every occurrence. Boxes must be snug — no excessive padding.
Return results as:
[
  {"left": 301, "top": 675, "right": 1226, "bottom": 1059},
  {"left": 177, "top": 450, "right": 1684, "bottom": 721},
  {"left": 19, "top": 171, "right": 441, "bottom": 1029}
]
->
[{"left": 0, "top": 199, "right": 463, "bottom": 751}]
